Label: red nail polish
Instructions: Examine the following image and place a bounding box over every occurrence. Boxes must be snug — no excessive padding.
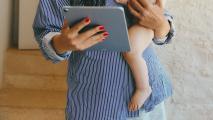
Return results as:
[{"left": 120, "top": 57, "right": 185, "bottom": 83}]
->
[
  {"left": 103, "top": 32, "right": 109, "bottom": 37},
  {"left": 85, "top": 17, "right": 90, "bottom": 23},
  {"left": 98, "top": 26, "right": 105, "bottom": 30}
]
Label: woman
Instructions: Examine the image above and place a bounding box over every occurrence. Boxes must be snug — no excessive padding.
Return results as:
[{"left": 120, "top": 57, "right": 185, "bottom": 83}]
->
[{"left": 33, "top": 0, "right": 175, "bottom": 120}]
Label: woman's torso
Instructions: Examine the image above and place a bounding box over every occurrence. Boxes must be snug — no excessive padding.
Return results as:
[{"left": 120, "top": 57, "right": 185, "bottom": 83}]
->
[{"left": 51, "top": 0, "right": 173, "bottom": 119}]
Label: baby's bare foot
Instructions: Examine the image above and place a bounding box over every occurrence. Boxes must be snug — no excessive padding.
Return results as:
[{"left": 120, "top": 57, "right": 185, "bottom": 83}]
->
[
  {"left": 115, "top": 0, "right": 128, "bottom": 4},
  {"left": 128, "top": 87, "right": 152, "bottom": 112}
]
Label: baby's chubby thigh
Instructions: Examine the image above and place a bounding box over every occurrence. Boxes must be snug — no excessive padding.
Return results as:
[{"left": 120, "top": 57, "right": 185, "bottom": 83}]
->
[{"left": 128, "top": 24, "right": 154, "bottom": 54}]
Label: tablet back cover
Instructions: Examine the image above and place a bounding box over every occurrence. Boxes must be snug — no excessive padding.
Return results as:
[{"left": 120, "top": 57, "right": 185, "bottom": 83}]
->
[{"left": 63, "top": 6, "right": 131, "bottom": 52}]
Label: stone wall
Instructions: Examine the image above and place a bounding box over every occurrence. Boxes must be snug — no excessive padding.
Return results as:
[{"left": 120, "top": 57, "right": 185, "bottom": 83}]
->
[{"left": 154, "top": 0, "right": 213, "bottom": 120}]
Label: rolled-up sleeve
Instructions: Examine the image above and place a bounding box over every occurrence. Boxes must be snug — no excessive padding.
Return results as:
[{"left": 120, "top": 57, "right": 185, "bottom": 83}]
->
[
  {"left": 33, "top": 0, "right": 71, "bottom": 63},
  {"left": 152, "top": 9, "right": 176, "bottom": 45}
]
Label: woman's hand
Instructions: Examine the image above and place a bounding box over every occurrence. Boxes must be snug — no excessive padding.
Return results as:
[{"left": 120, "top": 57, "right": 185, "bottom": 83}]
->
[
  {"left": 127, "top": 0, "right": 170, "bottom": 38},
  {"left": 52, "top": 17, "right": 109, "bottom": 54}
]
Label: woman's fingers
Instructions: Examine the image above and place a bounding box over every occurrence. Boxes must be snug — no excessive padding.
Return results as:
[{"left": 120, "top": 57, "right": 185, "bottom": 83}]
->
[
  {"left": 78, "top": 25, "right": 105, "bottom": 42},
  {"left": 61, "top": 17, "right": 109, "bottom": 51},
  {"left": 129, "top": 0, "right": 146, "bottom": 14},
  {"left": 80, "top": 32, "right": 109, "bottom": 50},
  {"left": 61, "top": 17, "right": 110, "bottom": 51},
  {"left": 138, "top": 0, "right": 151, "bottom": 9},
  {"left": 128, "top": 2, "right": 142, "bottom": 19},
  {"left": 70, "top": 17, "right": 91, "bottom": 33},
  {"left": 155, "top": 0, "right": 164, "bottom": 8},
  {"left": 61, "top": 19, "right": 70, "bottom": 32}
]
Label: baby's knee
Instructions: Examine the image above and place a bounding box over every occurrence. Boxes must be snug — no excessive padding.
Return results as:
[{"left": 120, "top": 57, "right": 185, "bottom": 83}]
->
[
  {"left": 123, "top": 51, "right": 142, "bottom": 59},
  {"left": 130, "top": 24, "right": 154, "bottom": 37}
]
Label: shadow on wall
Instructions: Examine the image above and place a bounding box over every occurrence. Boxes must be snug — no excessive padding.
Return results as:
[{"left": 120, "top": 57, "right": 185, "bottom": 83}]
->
[{"left": 12, "top": 0, "right": 19, "bottom": 47}]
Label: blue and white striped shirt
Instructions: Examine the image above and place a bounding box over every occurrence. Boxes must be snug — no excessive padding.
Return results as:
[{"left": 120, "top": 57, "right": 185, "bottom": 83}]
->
[{"left": 33, "top": 0, "right": 175, "bottom": 120}]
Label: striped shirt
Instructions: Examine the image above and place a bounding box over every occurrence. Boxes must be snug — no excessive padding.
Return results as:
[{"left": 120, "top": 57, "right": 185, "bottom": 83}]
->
[{"left": 33, "top": 0, "right": 175, "bottom": 120}]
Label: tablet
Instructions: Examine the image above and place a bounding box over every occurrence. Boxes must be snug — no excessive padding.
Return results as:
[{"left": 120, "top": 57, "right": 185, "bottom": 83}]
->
[{"left": 62, "top": 6, "right": 131, "bottom": 52}]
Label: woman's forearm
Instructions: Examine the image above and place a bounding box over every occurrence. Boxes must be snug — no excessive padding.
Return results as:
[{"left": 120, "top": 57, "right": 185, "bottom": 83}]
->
[
  {"left": 153, "top": 0, "right": 169, "bottom": 39},
  {"left": 154, "top": 19, "right": 170, "bottom": 39}
]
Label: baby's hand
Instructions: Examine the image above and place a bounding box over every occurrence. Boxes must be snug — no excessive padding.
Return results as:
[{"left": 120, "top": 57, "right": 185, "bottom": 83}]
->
[{"left": 115, "top": 0, "right": 128, "bottom": 5}]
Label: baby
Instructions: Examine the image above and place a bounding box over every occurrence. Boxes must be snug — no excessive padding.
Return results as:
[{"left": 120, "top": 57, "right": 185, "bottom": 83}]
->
[{"left": 115, "top": 0, "right": 165, "bottom": 112}]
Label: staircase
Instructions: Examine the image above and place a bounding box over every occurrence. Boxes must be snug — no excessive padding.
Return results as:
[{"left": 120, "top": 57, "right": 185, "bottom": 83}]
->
[{"left": 0, "top": 48, "right": 68, "bottom": 120}]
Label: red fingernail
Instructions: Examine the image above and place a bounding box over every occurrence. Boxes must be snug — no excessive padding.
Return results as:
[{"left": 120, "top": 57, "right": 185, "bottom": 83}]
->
[
  {"left": 103, "top": 32, "right": 109, "bottom": 37},
  {"left": 98, "top": 26, "right": 105, "bottom": 30},
  {"left": 85, "top": 17, "right": 90, "bottom": 23}
]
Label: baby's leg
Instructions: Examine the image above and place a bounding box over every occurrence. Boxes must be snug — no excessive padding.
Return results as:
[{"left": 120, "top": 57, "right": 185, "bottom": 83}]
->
[{"left": 123, "top": 24, "right": 154, "bottom": 112}]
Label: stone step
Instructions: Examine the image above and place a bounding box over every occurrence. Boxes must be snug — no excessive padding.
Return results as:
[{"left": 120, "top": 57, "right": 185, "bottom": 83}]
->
[
  {"left": 3, "top": 74, "right": 67, "bottom": 91},
  {"left": 0, "top": 88, "right": 67, "bottom": 109},
  {"left": 0, "top": 88, "right": 67, "bottom": 120},
  {"left": 4, "top": 48, "right": 68, "bottom": 76},
  {"left": 0, "top": 107, "right": 65, "bottom": 120},
  {"left": 3, "top": 48, "right": 69, "bottom": 90}
]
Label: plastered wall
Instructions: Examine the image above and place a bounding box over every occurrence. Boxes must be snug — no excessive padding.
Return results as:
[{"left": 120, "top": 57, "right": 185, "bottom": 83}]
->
[
  {"left": 0, "top": 0, "right": 12, "bottom": 88},
  {"left": 155, "top": 0, "right": 213, "bottom": 119}
]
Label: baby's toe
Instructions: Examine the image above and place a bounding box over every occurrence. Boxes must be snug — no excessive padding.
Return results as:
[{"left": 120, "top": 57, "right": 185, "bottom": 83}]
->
[
  {"left": 128, "top": 102, "right": 133, "bottom": 111},
  {"left": 136, "top": 105, "right": 139, "bottom": 111},
  {"left": 133, "top": 104, "right": 138, "bottom": 111}
]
